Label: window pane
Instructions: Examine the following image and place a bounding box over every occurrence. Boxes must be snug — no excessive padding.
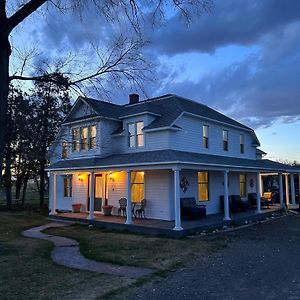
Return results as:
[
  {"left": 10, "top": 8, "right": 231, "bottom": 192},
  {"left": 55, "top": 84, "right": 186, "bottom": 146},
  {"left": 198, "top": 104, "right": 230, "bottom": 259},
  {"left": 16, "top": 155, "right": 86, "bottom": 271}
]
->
[
  {"left": 128, "top": 123, "right": 135, "bottom": 135},
  {"left": 223, "top": 130, "right": 228, "bottom": 141},
  {"left": 62, "top": 142, "right": 68, "bottom": 159},
  {"left": 64, "top": 177, "right": 68, "bottom": 197},
  {"left": 89, "top": 125, "right": 97, "bottom": 149},
  {"left": 137, "top": 134, "right": 144, "bottom": 147},
  {"left": 81, "top": 127, "right": 88, "bottom": 150},
  {"left": 131, "top": 172, "right": 144, "bottom": 202},
  {"left": 129, "top": 136, "right": 135, "bottom": 147},
  {"left": 240, "top": 174, "right": 246, "bottom": 197},
  {"left": 136, "top": 122, "right": 144, "bottom": 134},
  {"left": 198, "top": 172, "right": 209, "bottom": 201}
]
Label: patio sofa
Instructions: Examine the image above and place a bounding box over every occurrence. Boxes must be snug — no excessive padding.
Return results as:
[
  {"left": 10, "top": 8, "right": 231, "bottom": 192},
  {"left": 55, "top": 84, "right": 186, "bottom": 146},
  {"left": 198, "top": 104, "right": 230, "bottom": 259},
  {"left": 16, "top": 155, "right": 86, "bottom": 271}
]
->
[
  {"left": 220, "top": 195, "right": 250, "bottom": 213},
  {"left": 180, "top": 197, "right": 206, "bottom": 220}
]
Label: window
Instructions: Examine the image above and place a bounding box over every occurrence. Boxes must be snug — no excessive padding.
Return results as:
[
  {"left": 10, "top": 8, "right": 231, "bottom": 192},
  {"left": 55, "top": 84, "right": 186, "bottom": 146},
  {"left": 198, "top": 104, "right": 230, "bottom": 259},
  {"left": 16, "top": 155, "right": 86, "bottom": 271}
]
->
[
  {"left": 63, "top": 176, "right": 72, "bottom": 197},
  {"left": 81, "top": 127, "right": 88, "bottom": 150},
  {"left": 198, "top": 171, "right": 209, "bottom": 201},
  {"left": 223, "top": 129, "right": 228, "bottom": 151},
  {"left": 240, "top": 174, "right": 246, "bottom": 198},
  {"left": 203, "top": 125, "right": 209, "bottom": 148},
  {"left": 62, "top": 141, "right": 68, "bottom": 159},
  {"left": 72, "top": 128, "right": 80, "bottom": 152},
  {"left": 128, "top": 121, "right": 144, "bottom": 148},
  {"left": 240, "top": 134, "right": 244, "bottom": 154},
  {"left": 72, "top": 125, "right": 97, "bottom": 152},
  {"left": 131, "top": 171, "right": 144, "bottom": 202},
  {"left": 89, "top": 125, "right": 97, "bottom": 149}
]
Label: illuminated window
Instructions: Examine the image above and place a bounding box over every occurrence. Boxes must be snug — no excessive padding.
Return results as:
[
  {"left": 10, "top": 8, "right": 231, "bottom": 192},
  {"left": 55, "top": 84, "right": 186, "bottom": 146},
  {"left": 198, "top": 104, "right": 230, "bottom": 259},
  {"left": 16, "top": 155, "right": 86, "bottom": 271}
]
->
[
  {"left": 198, "top": 172, "right": 209, "bottom": 201},
  {"left": 240, "top": 174, "right": 246, "bottom": 198},
  {"left": 72, "top": 128, "right": 80, "bottom": 152},
  {"left": 131, "top": 172, "right": 144, "bottom": 202},
  {"left": 223, "top": 129, "right": 228, "bottom": 151},
  {"left": 203, "top": 125, "right": 209, "bottom": 148},
  {"left": 240, "top": 134, "right": 244, "bottom": 154},
  {"left": 89, "top": 125, "right": 97, "bottom": 149},
  {"left": 62, "top": 141, "right": 68, "bottom": 159},
  {"left": 63, "top": 176, "right": 72, "bottom": 197},
  {"left": 72, "top": 125, "right": 97, "bottom": 152},
  {"left": 81, "top": 127, "right": 88, "bottom": 150},
  {"left": 128, "top": 121, "right": 144, "bottom": 148}
]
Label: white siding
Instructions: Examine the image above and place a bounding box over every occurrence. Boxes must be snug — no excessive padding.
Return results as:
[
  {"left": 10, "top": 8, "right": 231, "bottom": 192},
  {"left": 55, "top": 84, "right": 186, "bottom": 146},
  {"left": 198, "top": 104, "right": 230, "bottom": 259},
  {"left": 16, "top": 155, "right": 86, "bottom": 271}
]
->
[{"left": 170, "top": 115, "right": 257, "bottom": 159}]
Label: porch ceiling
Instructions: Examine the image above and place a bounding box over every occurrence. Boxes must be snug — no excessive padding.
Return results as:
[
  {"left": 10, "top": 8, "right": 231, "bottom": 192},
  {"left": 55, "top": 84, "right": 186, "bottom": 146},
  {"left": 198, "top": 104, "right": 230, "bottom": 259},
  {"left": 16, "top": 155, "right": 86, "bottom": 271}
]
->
[{"left": 47, "top": 150, "right": 300, "bottom": 173}]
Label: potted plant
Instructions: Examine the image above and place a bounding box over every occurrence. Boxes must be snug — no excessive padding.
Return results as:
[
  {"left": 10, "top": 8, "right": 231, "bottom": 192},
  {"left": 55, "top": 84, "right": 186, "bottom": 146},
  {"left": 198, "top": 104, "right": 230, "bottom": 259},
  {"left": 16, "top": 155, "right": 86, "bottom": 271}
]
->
[
  {"left": 103, "top": 205, "right": 113, "bottom": 216},
  {"left": 72, "top": 203, "right": 82, "bottom": 213}
]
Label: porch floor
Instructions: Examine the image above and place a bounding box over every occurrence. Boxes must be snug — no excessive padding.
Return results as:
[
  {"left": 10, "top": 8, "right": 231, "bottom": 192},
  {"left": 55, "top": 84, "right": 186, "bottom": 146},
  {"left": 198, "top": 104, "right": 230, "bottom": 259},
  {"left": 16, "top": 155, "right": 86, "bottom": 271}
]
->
[{"left": 52, "top": 205, "right": 283, "bottom": 237}]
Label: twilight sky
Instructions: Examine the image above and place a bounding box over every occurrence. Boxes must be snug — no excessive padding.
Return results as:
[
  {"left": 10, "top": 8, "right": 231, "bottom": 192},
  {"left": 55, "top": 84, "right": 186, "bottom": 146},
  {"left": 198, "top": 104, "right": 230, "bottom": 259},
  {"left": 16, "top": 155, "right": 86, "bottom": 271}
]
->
[{"left": 10, "top": 0, "right": 300, "bottom": 162}]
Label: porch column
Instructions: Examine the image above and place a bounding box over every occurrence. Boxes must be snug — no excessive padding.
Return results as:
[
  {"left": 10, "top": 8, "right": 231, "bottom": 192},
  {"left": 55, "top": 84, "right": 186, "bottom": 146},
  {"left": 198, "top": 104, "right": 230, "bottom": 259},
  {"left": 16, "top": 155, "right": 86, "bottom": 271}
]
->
[
  {"left": 259, "top": 174, "right": 263, "bottom": 197},
  {"left": 173, "top": 167, "right": 183, "bottom": 231},
  {"left": 50, "top": 172, "right": 57, "bottom": 215},
  {"left": 285, "top": 173, "right": 289, "bottom": 207},
  {"left": 256, "top": 172, "right": 261, "bottom": 214},
  {"left": 290, "top": 173, "right": 296, "bottom": 205},
  {"left": 278, "top": 172, "right": 284, "bottom": 207},
  {"left": 223, "top": 170, "right": 231, "bottom": 221},
  {"left": 125, "top": 170, "right": 132, "bottom": 225},
  {"left": 87, "top": 172, "right": 95, "bottom": 220}
]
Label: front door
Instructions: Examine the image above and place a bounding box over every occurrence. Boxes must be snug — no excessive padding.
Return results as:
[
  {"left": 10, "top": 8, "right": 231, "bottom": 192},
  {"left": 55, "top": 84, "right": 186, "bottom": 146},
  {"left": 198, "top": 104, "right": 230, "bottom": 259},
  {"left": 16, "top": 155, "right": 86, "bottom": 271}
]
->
[{"left": 87, "top": 174, "right": 103, "bottom": 211}]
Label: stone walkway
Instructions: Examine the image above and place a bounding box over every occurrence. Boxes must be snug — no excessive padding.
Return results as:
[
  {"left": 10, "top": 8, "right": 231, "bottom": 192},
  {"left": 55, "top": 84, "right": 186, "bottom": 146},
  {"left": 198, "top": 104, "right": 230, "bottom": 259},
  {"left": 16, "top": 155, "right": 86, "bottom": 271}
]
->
[{"left": 22, "top": 222, "right": 154, "bottom": 279}]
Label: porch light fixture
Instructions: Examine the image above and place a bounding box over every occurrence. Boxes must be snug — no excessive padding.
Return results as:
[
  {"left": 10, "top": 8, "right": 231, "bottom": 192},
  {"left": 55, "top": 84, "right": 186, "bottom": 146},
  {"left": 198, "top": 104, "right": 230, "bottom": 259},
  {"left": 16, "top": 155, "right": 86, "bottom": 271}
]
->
[
  {"left": 109, "top": 172, "right": 115, "bottom": 182},
  {"left": 78, "top": 174, "right": 84, "bottom": 182}
]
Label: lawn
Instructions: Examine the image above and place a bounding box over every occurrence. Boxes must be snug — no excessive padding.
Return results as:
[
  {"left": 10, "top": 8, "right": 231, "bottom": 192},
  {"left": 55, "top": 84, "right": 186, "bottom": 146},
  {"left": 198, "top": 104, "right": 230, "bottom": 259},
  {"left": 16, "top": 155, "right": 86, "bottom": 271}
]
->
[
  {"left": 0, "top": 211, "right": 133, "bottom": 300},
  {"left": 0, "top": 210, "right": 229, "bottom": 299}
]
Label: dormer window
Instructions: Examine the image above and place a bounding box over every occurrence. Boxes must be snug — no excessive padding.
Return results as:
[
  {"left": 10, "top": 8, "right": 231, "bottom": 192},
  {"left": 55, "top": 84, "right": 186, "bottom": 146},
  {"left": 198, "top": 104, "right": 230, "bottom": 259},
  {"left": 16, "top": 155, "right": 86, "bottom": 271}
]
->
[
  {"left": 222, "top": 129, "right": 228, "bottom": 151},
  {"left": 128, "top": 121, "right": 144, "bottom": 148},
  {"left": 72, "top": 125, "right": 97, "bottom": 152}
]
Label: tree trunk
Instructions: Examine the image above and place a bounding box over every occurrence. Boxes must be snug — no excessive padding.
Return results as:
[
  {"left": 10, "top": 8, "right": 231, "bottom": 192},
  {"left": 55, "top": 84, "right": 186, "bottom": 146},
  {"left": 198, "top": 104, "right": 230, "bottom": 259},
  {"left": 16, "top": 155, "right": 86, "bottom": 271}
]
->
[
  {"left": 4, "top": 156, "right": 12, "bottom": 209},
  {"left": 15, "top": 177, "right": 22, "bottom": 199},
  {"left": 0, "top": 30, "right": 10, "bottom": 189}
]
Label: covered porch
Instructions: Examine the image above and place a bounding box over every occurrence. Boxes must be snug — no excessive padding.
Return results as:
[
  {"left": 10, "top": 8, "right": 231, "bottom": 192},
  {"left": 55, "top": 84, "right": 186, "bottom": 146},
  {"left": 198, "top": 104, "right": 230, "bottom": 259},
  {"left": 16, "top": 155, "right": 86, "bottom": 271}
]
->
[
  {"left": 47, "top": 150, "right": 300, "bottom": 233},
  {"left": 51, "top": 205, "right": 283, "bottom": 237}
]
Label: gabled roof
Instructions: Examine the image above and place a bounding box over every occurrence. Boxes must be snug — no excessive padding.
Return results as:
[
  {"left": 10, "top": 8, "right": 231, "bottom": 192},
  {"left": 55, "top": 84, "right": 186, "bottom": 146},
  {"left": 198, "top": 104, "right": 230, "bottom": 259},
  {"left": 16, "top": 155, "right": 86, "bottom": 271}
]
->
[
  {"left": 47, "top": 150, "right": 300, "bottom": 173},
  {"left": 63, "top": 94, "right": 256, "bottom": 137}
]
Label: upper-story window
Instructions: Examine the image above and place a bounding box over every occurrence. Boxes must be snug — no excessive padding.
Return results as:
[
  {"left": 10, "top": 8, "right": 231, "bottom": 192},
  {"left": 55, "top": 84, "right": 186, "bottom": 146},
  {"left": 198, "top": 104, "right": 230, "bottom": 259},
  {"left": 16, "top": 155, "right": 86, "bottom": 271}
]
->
[
  {"left": 72, "top": 125, "right": 97, "bottom": 152},
  {"left": 89, "top": 125, "right": 97, "bottom": 149},
  {"left": 128, "top": 121, "right": 144, "bottom": 148},
  {"left": 203, "top": 125, "right": 209, "bottom": 149},
  {"left": 240, "top": 134, "right": 244, "bottom": 154},
  {"left": 222, "top": 129, "right": 228, "bottom": 151},
  {"left": 72, "top": 128, "right": 80, "bottom": 152},
  {"left": 62, "top": 141, "right": 68, "bottom": 159}
]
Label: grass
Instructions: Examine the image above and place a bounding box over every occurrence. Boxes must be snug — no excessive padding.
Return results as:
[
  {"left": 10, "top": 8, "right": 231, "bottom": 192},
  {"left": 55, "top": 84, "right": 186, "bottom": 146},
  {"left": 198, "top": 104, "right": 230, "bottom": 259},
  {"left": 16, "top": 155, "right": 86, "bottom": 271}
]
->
[
  {"left": 0, "top": 209, "right": 229, "bottom": 299},
  {"left": 0, "top": 211, "right": 133, "bottom": 300},
  {"left": 45, "top": 225, "right": 228, "bottom": 271}
]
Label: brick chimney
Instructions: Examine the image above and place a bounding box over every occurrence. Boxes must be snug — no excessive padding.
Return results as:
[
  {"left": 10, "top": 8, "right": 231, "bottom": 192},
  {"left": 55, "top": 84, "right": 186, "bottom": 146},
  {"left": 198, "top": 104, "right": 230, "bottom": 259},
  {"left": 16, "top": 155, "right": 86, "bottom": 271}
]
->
[{"left": 129, "top": 93, "right": 139, "bottom": 104}]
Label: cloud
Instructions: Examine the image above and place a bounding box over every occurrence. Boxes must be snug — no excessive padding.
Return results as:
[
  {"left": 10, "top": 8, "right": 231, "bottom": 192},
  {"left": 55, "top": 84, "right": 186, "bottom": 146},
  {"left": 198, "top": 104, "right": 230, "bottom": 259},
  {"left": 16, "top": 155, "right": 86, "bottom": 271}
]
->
[{"left": 148, "top": 0, "right": 300, "bottom": 55}]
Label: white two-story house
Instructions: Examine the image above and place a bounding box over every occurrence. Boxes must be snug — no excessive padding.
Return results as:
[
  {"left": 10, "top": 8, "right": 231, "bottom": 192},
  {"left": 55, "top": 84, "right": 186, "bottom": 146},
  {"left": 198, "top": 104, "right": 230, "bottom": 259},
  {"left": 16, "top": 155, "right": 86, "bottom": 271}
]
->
[{"left": 47, "top": 94, "right": 300, "bottom": 231}]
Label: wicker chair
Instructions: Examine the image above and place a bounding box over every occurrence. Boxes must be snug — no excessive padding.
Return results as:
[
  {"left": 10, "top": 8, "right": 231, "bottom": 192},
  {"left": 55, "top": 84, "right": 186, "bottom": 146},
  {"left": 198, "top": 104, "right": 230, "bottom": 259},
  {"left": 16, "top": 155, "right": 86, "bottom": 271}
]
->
[
  {"left": 135, "top": 199, "right": 146, "bottom": 219},
  {"left": 118, "top": 198, "right": 127, "bottom": 216}
]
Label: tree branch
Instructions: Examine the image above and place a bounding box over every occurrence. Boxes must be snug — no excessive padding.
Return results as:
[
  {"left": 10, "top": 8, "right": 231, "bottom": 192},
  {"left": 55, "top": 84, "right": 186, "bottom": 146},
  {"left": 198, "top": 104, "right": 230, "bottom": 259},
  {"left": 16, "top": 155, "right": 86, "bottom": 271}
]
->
[{"left": 7, "top": 0, "right": 47, "bottom": 32}]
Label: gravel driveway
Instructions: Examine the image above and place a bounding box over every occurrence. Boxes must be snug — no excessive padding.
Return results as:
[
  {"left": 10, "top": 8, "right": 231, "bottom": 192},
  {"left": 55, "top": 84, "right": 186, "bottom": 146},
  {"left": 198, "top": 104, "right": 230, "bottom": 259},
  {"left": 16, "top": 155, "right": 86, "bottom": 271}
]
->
[{"left": 126, "top": 214, "right": 300, "bottom": 300}]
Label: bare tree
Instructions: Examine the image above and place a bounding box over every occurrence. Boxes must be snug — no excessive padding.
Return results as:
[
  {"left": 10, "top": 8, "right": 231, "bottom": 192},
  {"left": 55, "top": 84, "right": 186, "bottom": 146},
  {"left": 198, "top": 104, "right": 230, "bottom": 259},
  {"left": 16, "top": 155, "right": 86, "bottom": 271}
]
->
[{"left": 0, "top": 0, "right": 213, "bottom": 185}]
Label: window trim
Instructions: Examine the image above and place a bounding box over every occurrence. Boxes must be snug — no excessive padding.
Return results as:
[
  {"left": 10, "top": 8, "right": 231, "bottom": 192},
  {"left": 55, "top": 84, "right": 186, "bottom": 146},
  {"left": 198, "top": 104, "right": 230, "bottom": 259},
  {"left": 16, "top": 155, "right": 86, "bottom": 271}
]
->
[
  {"left": 131, "top": 171, "right": 145, "bottom": 202},
  {"left": 63, "top": 175, "right": 73, "bottom": 198},
  {"left": 128, "top": 121, "right": 144, "bottom": 148},
  {"left": 72, "top": 125, "right": 97, "bottom": 152},
  {"left": 198, "top": 171, "right": 209, "bottom": 202}
]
